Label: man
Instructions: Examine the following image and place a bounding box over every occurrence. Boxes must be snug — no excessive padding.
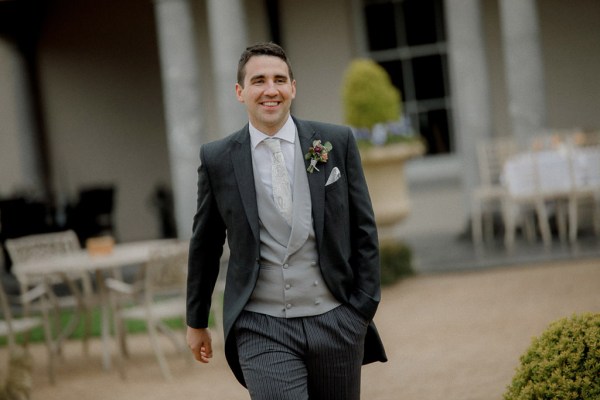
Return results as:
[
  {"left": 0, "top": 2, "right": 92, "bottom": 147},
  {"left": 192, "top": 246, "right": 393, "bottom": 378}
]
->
[{"left": 186, "top": 42, "right": 386, "bottom": 399}]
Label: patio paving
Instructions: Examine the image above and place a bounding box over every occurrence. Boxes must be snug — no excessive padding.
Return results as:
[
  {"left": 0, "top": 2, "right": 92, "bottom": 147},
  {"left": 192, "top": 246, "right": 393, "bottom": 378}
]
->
[{"left": 405, "top": 229, "right": 600, "bottom": 274}]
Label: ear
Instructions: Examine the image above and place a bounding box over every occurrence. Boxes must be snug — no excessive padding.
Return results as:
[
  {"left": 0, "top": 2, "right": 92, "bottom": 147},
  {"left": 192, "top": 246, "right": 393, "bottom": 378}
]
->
[
  {"left": 235, "top": 83, "right": 244, "bottom": 103},
  {"left": 291, "top": 79, "right": 297, "bottom": 100}
]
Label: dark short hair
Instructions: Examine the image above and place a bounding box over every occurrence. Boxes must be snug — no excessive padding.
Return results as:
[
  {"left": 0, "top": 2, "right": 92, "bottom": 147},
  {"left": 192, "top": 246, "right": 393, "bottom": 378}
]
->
[{"left": 237, "top": 42, "right": 294, "bottom": 86}]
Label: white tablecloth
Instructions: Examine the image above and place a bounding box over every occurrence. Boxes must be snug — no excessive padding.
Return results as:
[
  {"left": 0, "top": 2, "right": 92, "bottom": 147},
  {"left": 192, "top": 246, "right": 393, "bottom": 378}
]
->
[{"left": 502, "top": 148, "right": 600, "bottom": 197}]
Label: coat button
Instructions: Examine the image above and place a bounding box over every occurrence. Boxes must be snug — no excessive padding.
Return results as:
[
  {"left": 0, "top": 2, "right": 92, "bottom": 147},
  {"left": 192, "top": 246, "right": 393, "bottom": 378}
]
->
[
  {"left": 285, "top": 284, "right": 291, "bottom": 290},
  {"left": 286, "top": 303, "right": 292, "bottom": 309},
  {"left": 283, "top": 263, "right": 289, "bottom": 269},
  {"left": 313, "top": 280, "right": 319, "bottom": 286}
]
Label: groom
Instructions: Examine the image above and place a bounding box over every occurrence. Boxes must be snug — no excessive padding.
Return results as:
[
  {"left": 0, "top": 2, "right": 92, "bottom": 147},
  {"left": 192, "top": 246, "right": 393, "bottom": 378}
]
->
[{"left": 186, "top": 42, "right": 386, "bottom": 399}]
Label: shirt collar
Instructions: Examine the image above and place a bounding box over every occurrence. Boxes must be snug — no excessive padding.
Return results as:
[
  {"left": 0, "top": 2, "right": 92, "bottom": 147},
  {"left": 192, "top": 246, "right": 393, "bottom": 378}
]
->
[{"left": 249, "top": 115, "right": 296, "bottom": 150}]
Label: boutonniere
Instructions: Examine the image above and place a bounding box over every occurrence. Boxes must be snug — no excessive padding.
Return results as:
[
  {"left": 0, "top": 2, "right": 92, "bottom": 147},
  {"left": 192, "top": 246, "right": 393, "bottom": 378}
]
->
[{"left": 305, "top": 139, "right": 333, "bottom": 173}]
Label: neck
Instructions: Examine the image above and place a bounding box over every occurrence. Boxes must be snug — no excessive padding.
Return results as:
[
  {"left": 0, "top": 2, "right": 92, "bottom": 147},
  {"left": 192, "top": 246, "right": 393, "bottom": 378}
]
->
[{"left": 251, "top": 115, "right": 291, "bottom": 136}]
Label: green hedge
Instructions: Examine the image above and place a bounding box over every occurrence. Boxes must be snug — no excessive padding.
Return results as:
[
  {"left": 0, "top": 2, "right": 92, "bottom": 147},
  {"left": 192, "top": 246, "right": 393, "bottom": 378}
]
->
[
  {"left": 504, "top": 313, "right": 600, "bottom": 400},
  {"left": 379, "top": 242, "right": 414, "bottom": 286}
]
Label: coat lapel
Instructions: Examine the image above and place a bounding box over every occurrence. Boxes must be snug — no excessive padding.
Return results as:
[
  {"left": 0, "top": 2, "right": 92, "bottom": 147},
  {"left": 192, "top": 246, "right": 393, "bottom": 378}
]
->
[
  {"left": 295, "top": 118, "right": 325, "bottom": 250},
  {"left": 231, "top": 126, "right": 259, "bottom": 242}
]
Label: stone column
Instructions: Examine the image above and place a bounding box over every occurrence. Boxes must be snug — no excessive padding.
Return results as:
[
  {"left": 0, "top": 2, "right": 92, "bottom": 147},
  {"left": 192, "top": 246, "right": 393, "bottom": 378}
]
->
[
  {"left": 444, "top": 0, "right": 493, "bottom": 216},
  {"left": 206, "top": 0, "right": 248, "bottom": 135},
  {"left": 499, "top": 0, "right": 546, "bottom": 146},
  {"left": 0, "top": 37, "right": 45, "bottom": 197},
  {"left": 153, "top": 0, "right": 205, "bottom": 239}
]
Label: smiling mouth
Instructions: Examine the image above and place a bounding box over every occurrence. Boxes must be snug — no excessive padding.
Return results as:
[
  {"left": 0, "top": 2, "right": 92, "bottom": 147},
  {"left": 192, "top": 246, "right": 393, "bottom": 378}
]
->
[{"left": 262, "top": 101, "right": 280, "bottom": 107}]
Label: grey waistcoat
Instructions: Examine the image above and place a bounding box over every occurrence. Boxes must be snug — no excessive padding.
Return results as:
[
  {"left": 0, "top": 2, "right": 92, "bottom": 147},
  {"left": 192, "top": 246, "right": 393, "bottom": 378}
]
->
[{"left": 244, "top": 134, "right": 341, "bottom": 318}]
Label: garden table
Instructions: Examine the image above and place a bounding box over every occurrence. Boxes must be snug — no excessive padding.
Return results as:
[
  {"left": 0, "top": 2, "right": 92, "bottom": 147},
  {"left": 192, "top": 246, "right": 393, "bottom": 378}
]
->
[{"left": 12, "top": 238, "right": 181, "bottom": 371}]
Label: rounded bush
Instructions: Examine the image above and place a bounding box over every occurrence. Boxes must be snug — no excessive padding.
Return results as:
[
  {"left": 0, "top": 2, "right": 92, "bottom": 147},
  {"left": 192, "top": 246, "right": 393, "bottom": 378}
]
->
[
  {"left": 341, "top": 59, "right": 401, "bottom": 129},
  {"left": 504, "top": 313, "right": 600, "bottom": 400}
]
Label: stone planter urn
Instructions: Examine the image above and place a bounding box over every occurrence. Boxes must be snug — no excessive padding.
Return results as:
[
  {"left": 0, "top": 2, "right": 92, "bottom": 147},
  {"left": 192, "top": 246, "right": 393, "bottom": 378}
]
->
[
  {"left": 341, "top": 58, "right": 424, "bottom": 241},
  {"left": 360, "top": 141, "right": 425, "bottom": 238}
]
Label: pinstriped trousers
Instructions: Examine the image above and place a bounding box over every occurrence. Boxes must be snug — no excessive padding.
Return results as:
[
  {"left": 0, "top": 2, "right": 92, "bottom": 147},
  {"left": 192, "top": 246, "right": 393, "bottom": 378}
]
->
[{"left": 234, "top": 304, "right": 369, "bottom": 400}]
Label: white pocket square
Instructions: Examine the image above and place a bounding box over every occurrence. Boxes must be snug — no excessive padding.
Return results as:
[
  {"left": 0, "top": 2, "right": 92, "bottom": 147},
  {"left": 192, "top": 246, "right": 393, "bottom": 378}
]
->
[{"left": 325, "top": 167, "right": 341, "bottom": 186}]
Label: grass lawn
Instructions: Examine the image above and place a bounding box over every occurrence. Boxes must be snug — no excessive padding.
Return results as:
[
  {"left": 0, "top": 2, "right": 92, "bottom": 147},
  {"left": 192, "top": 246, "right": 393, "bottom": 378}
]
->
[{"left": 0, "top": 306, "right": 202, "bottom": 346}]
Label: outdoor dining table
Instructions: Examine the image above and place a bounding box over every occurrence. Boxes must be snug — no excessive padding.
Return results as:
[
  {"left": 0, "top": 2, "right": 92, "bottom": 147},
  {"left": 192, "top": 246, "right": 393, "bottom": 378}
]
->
[{"left": 11, "top": 238, "right": 181, "bottom": 371}]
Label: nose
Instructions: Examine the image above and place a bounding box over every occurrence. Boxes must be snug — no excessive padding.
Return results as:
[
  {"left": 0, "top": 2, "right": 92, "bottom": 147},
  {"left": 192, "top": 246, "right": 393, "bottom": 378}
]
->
[{"left": 264, "top": 80, "right": 278, "bottom": 95}]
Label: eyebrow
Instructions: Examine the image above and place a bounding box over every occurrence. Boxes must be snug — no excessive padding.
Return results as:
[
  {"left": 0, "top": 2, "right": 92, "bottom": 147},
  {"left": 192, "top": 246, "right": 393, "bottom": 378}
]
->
[{"left": 249, "top": 73, "right": 289, "bottom": 82}]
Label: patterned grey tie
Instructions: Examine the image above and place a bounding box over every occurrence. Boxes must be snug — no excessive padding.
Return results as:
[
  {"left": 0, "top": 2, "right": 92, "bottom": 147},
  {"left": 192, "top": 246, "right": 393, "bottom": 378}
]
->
[{"left": 264, "top": 138, "right": 293, "bottom": 225}]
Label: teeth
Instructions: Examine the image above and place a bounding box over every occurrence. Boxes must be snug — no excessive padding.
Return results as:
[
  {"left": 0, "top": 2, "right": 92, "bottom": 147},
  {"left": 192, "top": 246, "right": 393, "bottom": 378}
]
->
[{"left": 263, "top": 102, "right": 278, "bottom": 106}]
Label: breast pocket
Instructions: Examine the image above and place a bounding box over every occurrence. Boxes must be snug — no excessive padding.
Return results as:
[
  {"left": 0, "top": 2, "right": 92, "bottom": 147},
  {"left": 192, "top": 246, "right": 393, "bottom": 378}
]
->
[{"left": 324, "top": 178, "right": 348, "bottom": 219}]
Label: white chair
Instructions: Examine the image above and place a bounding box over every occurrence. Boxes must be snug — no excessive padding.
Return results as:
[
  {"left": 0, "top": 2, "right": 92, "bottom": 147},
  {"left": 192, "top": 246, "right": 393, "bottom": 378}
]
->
[
  {"left": 503, "top": 135, "right": 577, "bottom": 248},
  {"left": 106, "top": 241, "right": 189, "bottom": 381},
  {"left": 502, "top": 150, "right": 555, "bottom": 248},
  {"left": 1, "top": 274, "right": 57, "bottom": 383},
  {"left": 5, "top": 230, "right": 96, "bottom": 355},
  {"left": 564, "top": 131, "right": 600, "bottom": 242},
  {"left": 471, "top": 137, "right": 518, "bottom": 245}
]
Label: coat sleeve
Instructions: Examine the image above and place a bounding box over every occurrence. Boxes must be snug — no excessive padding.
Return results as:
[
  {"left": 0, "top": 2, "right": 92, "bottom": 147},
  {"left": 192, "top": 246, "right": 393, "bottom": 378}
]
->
[{"left": 186, "top": 144, "right": 227, "bottom": 328}]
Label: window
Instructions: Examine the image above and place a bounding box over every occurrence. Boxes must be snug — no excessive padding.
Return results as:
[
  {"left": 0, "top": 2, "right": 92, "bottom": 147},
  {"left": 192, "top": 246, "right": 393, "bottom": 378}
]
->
[{"left": 363, "top": 0, "right": 452, "bottom": 155}]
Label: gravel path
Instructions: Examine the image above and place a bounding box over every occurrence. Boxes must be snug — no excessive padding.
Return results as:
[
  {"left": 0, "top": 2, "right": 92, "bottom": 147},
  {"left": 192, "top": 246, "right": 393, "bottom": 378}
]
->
[{"left": 8, "top": 258, "right": 600, "bottom": 400}]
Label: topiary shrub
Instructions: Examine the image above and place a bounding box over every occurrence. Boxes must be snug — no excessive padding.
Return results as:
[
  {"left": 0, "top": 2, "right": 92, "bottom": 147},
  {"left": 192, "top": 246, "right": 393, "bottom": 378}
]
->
[
  {"left": 379, "top": 241, "right": 414, "bottom": 286},
  {"left": 504, "top": 313, "right": 600, "bottom": 400},
  {"left": 341, "top": 59, "right": 421, "bottom": 148},
  {"left": 341, "top": 59, "right": 401, "bottom": 130}
]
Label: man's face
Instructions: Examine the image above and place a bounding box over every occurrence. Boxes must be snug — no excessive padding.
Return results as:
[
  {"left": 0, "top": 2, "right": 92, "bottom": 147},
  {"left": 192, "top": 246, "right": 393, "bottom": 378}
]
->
[{"left": 236, "top": 55, "right": 296, "bottom": 135}]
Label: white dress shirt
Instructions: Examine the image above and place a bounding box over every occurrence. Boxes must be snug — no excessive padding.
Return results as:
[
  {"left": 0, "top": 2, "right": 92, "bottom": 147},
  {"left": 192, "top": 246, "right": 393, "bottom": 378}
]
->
[{"left": 249, "top": 115, "right": 296, "bottom": 199}]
